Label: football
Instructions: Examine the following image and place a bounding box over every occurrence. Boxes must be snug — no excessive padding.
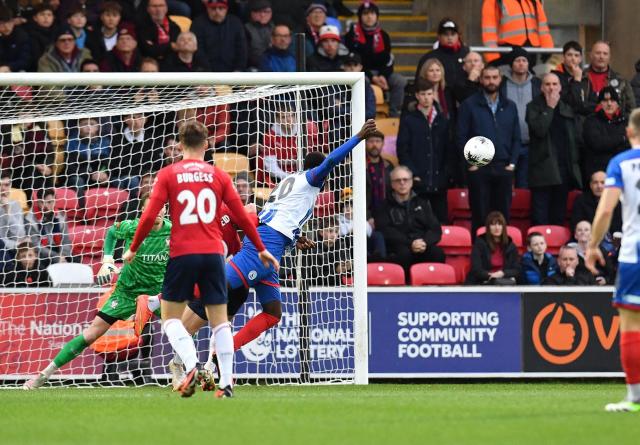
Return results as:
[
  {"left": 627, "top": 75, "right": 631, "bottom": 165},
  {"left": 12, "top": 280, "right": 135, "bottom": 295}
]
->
[{"left": 463, "top": 136, "right": 495, "bottom": 167}]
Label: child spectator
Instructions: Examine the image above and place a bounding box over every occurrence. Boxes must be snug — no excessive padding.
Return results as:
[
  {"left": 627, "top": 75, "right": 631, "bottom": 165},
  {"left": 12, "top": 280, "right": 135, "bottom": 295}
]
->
[
  {"left": 260, "top": 23, "right": 295, "bottom": 72},
  {"left": 136, "top": 0, "right": 180, "bottom": 62},
  {"left": 86, "top": 1, "right": 122, "bottom": 62},
  {"left": 67, "top": 6, "right": 89, "bottom": 49},
  {"left": 4, "top": 240, "right": 50, "bottom": 287},
  {"left": 520, "top": 231, "right": 557, "bottom": 284},
  {"left": 25, "top": 189, "right": 73, "bottom": 263},
  {"left": 0, "top": 6, "right": 32, "bottom": 73},
  {"left": 397, "top": 79, "right": 450, "bottom": 224},
  {"left": 245, "top": 0, "right": 273, "bottom": 70},
  {"left": 303, "top": 216, "right": 352, "bottom": 287},
  {"left": 465, "top": 211, "right": 520, "bottom": 285},
  {"left": 27, "top": 4, "right": 57, "bottom": 70},
  {"left": 344, "top": 1, "right": 406, "bottom": 117}
]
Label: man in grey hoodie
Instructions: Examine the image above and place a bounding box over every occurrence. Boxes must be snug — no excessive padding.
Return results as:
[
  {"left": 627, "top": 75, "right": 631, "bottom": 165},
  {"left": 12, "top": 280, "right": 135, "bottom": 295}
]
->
[
  {"left": 500, "top": 46, "right": 541, "bottom": 189},
  {"left": 0, "top": 174, "right": 28, "bottom": 254}
]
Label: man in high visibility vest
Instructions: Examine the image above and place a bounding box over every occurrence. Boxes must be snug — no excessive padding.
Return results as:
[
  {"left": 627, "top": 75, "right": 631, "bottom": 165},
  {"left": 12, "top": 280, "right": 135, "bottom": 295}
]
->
[{"left": 481, "top": 0, "right": 554, "bottom": 64}]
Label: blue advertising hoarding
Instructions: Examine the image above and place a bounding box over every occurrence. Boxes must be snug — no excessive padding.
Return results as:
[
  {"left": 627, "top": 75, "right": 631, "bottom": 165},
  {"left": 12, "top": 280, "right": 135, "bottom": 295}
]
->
[{"left": 368, "top": 291, "right": 522, "bottom": 376}]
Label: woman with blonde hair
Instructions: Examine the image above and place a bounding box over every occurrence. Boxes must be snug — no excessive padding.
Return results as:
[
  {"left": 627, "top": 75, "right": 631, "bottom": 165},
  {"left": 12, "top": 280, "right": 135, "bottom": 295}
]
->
[{"left": 416, "top": 58, "right": 455, "bottom": 119}]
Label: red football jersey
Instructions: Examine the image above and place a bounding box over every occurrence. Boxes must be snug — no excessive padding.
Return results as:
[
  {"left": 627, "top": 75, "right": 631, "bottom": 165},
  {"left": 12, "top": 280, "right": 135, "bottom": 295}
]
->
[{"left": 130, "top": 159, "right": 265, "bottom": 258}]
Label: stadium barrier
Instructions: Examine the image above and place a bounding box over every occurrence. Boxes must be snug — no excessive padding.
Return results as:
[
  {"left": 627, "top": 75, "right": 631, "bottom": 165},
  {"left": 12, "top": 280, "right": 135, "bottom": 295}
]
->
[{"left": 0, "top": 287, "right": 622, "bottom": 382}]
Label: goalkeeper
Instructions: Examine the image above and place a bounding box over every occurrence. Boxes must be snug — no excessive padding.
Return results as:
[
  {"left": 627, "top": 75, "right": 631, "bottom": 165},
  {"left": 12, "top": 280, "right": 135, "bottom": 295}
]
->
[{"left": 23, "top": 195, "right": 171, "bottom": 390}]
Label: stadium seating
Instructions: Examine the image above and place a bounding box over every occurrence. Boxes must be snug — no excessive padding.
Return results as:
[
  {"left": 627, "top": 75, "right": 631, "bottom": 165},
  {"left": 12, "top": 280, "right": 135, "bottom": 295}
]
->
[
  {"left": 213, "top": 153, "right": 250, "bottom": 177},
  {"left": 47, "top": 262, "right": 94, "bottom": 287},
  {"left": 447, "top": 189, "right": 471, "bottom": 225},
  {"left": 567, "top": 189, "right": 582, "bottom": 214},
  {"left": 84, "top": 188, "right": 129, "bottom": 222},
  {"left": 367, "top": 263, "right": 405, "bottom": 285},
  {"left": 381, "top": 152, "right": 398, "bottom": 167},
  {"left": 410, "top": 263, "right": 457, "bottom": 285},
  {"left": 169, "top": 15, "right": 191, "bottom": 32},
  {"left": 69, "top": 224, "right": 109, "bottom": 256},
  {"left": 527, "top": 225, "right": 571, "bottom": 255},
  {"left": 376, "top": 118, "right": 400, "bottom": 138},
  {"left": 371, "top": 84, "right": 389, "bottom": 117},
  {"left": 439, "top": 225, "right": 472, "bottom": 255},
  {"left": 314, "top": 191, "right": 335, "bottom": 218},
  {"left": 477, "top": 225, "right": 524, "bottom": 252},
  {"left": 510, "top": 188, "right": 531, "bottom": 218},
  {"left": 445, "top": 256, "right": 470, "bottom": 284},
  {"left": 54, "top": 187, "right": 80, "bottom": 219}
]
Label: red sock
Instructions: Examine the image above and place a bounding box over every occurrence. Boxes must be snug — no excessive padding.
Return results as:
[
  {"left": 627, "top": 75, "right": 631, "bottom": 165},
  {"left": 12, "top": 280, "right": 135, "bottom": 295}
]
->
[
  {"left": 620, "top": 331, "right": 640, "bottom": 384},
  {"left": 233, "top": 313, "right": 280, "bottom": 350}
]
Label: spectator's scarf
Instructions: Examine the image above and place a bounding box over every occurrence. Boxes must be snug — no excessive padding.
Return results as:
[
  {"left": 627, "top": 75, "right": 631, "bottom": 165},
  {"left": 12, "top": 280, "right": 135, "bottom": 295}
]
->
[
  {"left": 418, "top": 104, "right": 437, "bottom": 126},
  {"left": 438, "top": 40, "right": 462, "bottom": 52},
  {"left": 156, "top": 17, "right": 170, "bottom": 45},
  {"left": 437, "top": 88, "right": 449, "bottom": 118},
  {"left": 353, "top": 22, "right": 385, "bottom": 53},
  {"left": 367, "top": 160, "right": 386, "bottom": 208},
  {"left": 595, "top": 106, "right": 624, "bottom": 123}
]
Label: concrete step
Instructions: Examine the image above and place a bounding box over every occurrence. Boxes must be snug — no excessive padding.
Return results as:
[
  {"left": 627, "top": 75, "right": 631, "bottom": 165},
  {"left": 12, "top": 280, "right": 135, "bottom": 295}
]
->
[
  {"left": 387, "top": 31, "right": 437, "bottom": 43},
  {"left": 343, "top": 0, "right": 412, "bottom": 15},
  {"left": 393, "top": 47, "right": 431, "bottom": 67},
  {"left": 340, "top": 16, "right": 428, "bottom": 33}
]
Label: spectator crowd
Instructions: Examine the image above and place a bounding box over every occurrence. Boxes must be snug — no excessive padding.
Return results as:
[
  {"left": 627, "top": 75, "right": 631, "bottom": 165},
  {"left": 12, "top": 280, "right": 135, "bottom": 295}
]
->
[{"left": 0, "top": 0, "right": 638, "bottom": 286}]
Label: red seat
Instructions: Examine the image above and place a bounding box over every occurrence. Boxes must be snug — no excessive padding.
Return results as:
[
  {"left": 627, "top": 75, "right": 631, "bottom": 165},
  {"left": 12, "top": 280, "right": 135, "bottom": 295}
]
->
[
  {"left": 527, "top": 225, "right": 571, "bottom": 255},
  {"left": 477, "top": 225, "right": 523, "bottom": 247},
  {"left": 567, "top": 190, "right": 582, "bottom": 214},
  {"left": 84, "top": 187, "right": 129, "bottom": 221},
  {"left": 447, "top": 188, "right": 471, "bottom": 222},
  {"left": 511, "top": 188, "right": 531, "bottom": 218},
  {"left": 445, "top": 256, "right": 470, "bottom": 284},
  {"left": 55, "top": 187, "right": 80, "bottom": 220},
  {"left": 367, "top": 263, "right": 405, "bottom": 285},
  {"left": 69, "top": 224, "right": 108, "bottom": 255},
  {"left": 439, "top": 225, "right": 472, "bottom": 255},
  {"left": 314, "top": 191, "right": 335, "bottom": 218},
  {"left": 410, "top": 263, "right": 457, "bottom": 285}
]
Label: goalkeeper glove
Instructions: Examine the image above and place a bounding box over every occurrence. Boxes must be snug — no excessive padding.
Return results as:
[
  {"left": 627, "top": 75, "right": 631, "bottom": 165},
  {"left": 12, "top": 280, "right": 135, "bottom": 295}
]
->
[{"left": 96, "top": 255, "right": 120, "bottom": 286}]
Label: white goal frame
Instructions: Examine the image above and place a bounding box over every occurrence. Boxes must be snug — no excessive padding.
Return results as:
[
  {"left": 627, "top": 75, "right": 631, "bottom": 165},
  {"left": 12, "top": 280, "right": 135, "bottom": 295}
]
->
[{"left": 0, "top": 72, "right": 369, "bottom": 385}]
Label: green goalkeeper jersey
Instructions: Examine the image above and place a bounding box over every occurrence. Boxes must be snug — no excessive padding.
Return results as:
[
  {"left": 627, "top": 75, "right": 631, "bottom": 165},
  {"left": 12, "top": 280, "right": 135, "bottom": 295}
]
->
[{"left": 104, "top": 218, "right": 172, "bottom": 296}]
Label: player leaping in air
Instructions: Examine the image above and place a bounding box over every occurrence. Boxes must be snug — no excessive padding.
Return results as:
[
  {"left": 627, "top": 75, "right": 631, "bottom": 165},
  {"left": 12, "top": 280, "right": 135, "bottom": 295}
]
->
[
  {"left": 171, "top": 119, "right": 378, "bottom": 378},
  {"left": 587, "top": 108, "right": 640, "bottom": 413},
  {"left": 23, "top": 195, "right": 170, "bottom": 390},
  {"left": 123, "top": 120, "right": 277, "bottom": 399}
]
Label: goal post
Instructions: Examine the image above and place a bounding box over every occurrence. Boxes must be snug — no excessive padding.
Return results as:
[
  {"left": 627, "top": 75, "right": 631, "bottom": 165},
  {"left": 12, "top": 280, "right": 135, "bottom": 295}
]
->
[{"left": 0, "top": 72, "right": 368, "bottom": 386}]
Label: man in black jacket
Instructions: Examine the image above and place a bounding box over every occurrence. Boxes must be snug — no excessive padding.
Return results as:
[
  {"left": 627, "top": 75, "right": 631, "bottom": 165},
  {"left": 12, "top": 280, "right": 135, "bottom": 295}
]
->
[
  {"left": 543, "top": 245, "right": 597, "bottom": 285},
  {"left": 397, "top": 79, "right": 450, "bottom": 223},
  {"left": 374, "top": 166, "right": 445, "bottom": 279},
  {"left": 570, "top": 170, "right": 622, "bottom": 234},
  {"left": 136, "top": 0, "right": 180, "bottom": 62},
  {"left": 0, "top": 6, "right": 31, "bottom": 73},
  {"left": 160, "top": 31, "right": 210, "bottom": 72},
  {"left": 307, "top": 24, "right": 348, "bottom": 72}
]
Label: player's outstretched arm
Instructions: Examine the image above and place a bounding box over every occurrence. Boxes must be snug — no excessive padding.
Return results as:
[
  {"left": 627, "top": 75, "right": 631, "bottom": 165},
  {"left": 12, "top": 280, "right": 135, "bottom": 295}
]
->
[
  {"left": 96, "top": 225, "right": 121, "bottom": 285},
  {"left": 307, "top": 119, "right": 378, "bottom": 187}
]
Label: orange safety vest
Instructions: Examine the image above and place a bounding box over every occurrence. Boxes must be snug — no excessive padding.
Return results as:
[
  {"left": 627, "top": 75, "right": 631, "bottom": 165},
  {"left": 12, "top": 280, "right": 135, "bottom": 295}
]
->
[{"left": 481, "top": 0, "right": 554, "bottom": 62}]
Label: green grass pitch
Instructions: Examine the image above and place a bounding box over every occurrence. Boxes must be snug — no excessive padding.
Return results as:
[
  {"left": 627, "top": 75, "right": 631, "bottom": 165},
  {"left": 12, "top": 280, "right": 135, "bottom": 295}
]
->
[{"left": 3, "top": 382, "right": 638, "bottom": 445}]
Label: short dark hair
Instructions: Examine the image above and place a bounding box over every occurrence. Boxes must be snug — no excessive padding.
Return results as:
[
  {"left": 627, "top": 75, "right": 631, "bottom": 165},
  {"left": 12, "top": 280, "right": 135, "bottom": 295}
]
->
[
  {"left": 303, "top": 151, "right": 326, "bottom": 170},
  {"left": 80, "top": 59, "right": 99, "bottom": 71},
  {"left": 367, "top": 130, "right": 385, "bottom": 141},
  {"left": 481, "top": 65, "right": 500, "bottom": 76},
  {"left": 101, "top": 1, "right": 123, "bottom": 14},
  {"left": 179, "top": 120, "right": 208, "bottom": 150},
  {"left": 414, "top": 79, "right": 435, "bottom": 93},
  {"left": 526, "top": 231, "right": 545, "bottom": 246},
  {"left": 562, "top": 40, "right": 582, "bottom": 55},
  {"left": 38, "top": 188, "right": 56, "bottom": 201}
]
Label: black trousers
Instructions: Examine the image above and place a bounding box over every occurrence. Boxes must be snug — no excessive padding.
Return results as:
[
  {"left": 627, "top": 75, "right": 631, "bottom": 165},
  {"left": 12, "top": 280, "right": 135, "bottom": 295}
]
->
[
  {"left": 531, "top": 183, "right": 569, "bottom": 226},
  {"left": 467, "top": 164, "right": 513, "bottom": 235}
]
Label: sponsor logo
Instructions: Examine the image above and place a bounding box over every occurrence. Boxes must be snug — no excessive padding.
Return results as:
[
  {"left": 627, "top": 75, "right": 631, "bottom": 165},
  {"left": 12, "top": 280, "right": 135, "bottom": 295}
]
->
[
  {"left": 248, "top": 270, "right": 257, "bottom": 280},
  {"left": 532, "top": 303, "right": 589, "bottom": 365}
]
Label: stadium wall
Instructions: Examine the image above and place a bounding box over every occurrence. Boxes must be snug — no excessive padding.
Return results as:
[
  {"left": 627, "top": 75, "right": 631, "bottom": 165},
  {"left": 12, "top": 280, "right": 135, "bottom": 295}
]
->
[{"left": 0, "top": 287, "right": 623, "bottom": 380}]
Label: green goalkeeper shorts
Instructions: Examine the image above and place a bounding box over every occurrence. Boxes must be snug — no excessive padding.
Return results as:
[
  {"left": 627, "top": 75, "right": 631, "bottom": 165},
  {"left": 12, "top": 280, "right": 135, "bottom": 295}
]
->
[{"left": 99, "top": 288, "right": 161, "bottom": 321}]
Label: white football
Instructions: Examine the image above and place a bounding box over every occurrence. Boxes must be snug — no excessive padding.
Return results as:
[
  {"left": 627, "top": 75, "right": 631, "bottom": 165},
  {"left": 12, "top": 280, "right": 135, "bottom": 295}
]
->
[{"left": 464, "top": 136, "right": 495, "bottom": 167}]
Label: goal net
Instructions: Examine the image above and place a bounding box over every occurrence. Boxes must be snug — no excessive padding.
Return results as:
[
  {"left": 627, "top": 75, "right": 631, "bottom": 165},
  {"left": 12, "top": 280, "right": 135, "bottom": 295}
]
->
[{"left": 0, "top": 73, "right": 368, "bottom": 387}]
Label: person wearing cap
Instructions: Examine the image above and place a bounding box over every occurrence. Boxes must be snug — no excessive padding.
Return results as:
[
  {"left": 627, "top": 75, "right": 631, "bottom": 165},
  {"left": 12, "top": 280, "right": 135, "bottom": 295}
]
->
[
  {"left": 0, "top": 6, "right": 31, "bottom": 72},
  {"left": 245, "top": 0, "right": 274, "bottom": 69},
  {"left": 307, "top": 24, "right": 348, "bottom": 72},
  {"left": 191, "top": 0, "right": 248, "bottom": 72},
  {"left": 303, "top": 2, "right": 327, "bottom": 57},
  {"left": 136, "top": 0, "right": 180, "bottom": 61},
  {"left": 582, "top": 87, "right": 630, "bottom": 180},
  {"left": 161, "top": 31, "right": 210, "bottom": 72},
  {"left": 575, "top": 41, "right": 636, "bottom": 117},
  {"left": 526, "top": 73, "right": 581, "bottom": 226},
  {"left": 342, "top": 52, "right": 375, "bottom": 120},
  {"left": 481, "top": 0, "right": 554, "bottom": 64},
  {"left": 26, "top": 4, "right": 57, "bottom": 70},
  {"left": 86, "top": 1, "right": 122, "bottom": 62},
  {"left": 416, "top": 18, "right": 469, "bottom": 90},
  {"left": 99, "top": 22, "right": 142, "bottom": 72},
  {"left": 344, "top": 1, "right": 406, "bottom": 117},
  {"left": 499, "top": 46, "right": 541, "bottom": 189},
  {"left": 38, "top": 26, "right": 92, "bottom": 72},
  {"left": 261, "top": 23, "right": 295, "bottom": 72}
]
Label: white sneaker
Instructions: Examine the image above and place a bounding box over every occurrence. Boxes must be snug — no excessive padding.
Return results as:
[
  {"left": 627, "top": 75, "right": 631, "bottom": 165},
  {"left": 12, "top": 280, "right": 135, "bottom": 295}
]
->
[
  {"left": 604, "top": 400, "right": 640, "bottom": 412},
  {"left": 168, "top": 359, "right": 186, "bottom": 392},
  {"left": 23, "top": 373, "right": 48, "bottom": 390}
]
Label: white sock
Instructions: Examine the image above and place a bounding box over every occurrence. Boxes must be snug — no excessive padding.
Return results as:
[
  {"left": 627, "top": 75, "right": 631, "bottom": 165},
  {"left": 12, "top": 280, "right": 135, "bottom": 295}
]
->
[
  {"left": 207, "top": 333, "right": 216, "bottom": 364},
  {"left": 147, "top": 294, "right": 161, "bottom": 312},
  {"left": 213, "top": 322, "right": 234, "bottom": 388},
  {"left": 163, "top": 319, "right": 198, "bottom": 372},
  {"left": 627, "top": 383, "right": 640, "bottom": 403},
  {"left": 42, "top": 362, "right": 58, "bottom": 378}
]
